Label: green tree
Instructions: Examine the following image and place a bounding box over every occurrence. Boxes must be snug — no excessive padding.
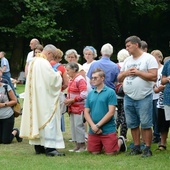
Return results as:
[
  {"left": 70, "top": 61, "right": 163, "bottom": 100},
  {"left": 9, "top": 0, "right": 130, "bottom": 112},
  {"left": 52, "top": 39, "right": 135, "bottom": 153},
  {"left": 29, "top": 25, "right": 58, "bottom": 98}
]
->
[
  {"left": 0, "top": 0, "right": 170, "bottom": 75},
  {"left": 0, "top": 0, "right": 70, "bottom": 74}
]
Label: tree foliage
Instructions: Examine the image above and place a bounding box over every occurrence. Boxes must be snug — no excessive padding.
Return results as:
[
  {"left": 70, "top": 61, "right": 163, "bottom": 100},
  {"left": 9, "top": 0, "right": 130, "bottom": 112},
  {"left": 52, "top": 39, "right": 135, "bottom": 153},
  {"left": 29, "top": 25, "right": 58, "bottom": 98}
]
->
[
  {"left": 0, "top": 0, "right": 170, "bottom": 74},
  {"left": 0, "top": 0, "right": 70, "bottom": 41}
]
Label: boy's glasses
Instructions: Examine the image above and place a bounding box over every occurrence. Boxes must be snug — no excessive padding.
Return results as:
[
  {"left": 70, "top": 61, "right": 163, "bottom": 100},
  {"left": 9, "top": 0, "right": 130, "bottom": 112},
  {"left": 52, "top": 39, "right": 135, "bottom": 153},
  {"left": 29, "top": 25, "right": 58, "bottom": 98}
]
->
[{"left": 91, "top": 77, "right": 98, "bottom": 81}]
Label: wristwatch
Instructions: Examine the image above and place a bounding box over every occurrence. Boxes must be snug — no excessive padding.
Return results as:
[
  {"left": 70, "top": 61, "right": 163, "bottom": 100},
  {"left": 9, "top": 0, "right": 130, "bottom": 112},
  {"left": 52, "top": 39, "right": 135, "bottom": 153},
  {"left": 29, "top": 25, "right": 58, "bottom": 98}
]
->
[{"left": 4, "top": 103, "right": 7, "bottom": 107}]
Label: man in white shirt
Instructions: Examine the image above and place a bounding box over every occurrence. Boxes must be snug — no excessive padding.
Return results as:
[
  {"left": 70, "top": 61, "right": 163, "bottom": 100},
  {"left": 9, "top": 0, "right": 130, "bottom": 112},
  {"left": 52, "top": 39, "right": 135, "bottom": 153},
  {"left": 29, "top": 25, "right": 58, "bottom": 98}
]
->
[
  {"left": 25, "top": 38, "right": 40, "bottom": 76},
  {"left": 118, "top": 35, "right": 158, "bottom": 157}
]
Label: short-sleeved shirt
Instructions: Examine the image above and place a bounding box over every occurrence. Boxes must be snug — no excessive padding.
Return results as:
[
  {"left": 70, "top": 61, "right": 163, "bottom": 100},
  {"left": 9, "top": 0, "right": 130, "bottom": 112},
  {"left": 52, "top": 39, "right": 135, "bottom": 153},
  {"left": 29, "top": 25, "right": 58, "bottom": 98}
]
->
[
  {"left": 50, "top": 61, "right": 66, "bottom": 75},
  {"left": 1, "top": 57, "right": 10, "bottom": 72},
  {"left": 87, "top": 57, "right": 119, "bottom": 90},
  {"left": 83, "top": 60, "right": 96, "bottom": 75},
  {"left": 153, "top": 66, "right": 163, "bottom": 100},
  {"left": 162, "top": 60, "right": 170, "bottom": 105},
  {"left": 85, "top": 85, "right": 117, "bottom": 134},
  {"left": 0, "top": 84, "right": 13, "bottom": 119},
  {"left": 26, "top": 51, "right": 34, "bottom": 63},
  {"left": 121, "top": 52, "right": 158, "bottom": 100}
]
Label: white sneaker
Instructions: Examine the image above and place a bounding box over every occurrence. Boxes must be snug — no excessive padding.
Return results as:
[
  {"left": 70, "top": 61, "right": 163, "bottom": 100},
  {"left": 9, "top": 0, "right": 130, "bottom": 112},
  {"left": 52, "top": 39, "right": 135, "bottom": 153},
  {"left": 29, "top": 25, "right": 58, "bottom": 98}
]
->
[
  {"left": 118, "top": 136, "right": 127, "bottom": 152},
  {"left": 75, "top": 148, "right": 86, "bottom": 153},
  {"left": 69, "top": 147, "right": 80, "bottom": 152}
]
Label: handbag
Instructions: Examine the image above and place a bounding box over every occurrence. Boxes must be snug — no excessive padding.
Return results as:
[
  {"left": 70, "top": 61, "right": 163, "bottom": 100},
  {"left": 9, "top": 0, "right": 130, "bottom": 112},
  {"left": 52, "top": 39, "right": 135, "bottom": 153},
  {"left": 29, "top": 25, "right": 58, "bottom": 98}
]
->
[
  {"left": 13, "top": 102, "right": 22, "bottom": 117},
  {"left": 3, "top": 84, "right": 22, "bottom": 118},
  {"left": 115, "top": 83, "right": 124, "bottom": 97}
]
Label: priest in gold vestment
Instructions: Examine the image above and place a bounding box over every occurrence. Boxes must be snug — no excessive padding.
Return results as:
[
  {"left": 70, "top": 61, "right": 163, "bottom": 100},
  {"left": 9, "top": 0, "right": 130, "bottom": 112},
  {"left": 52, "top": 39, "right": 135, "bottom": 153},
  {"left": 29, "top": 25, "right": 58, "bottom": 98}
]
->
[{"left": 20, "top": 44, "right": 65, "bottom": 156}]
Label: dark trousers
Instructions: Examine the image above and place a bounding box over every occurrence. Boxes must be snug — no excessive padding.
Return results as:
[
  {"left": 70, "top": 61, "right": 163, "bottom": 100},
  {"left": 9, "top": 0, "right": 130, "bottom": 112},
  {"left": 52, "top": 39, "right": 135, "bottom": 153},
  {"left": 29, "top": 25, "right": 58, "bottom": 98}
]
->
[
  {"left": 0, "top": 115, "right": 15, "bottom": 144},
  {"left": 158, "top": 108, "right": 170, "bottom": 133},
  {"left": 116, "top": 98, "right": 128, "bottom": 139},
  {"left": 152, "top": 99, "right": 160, "bottom": 138},
  {"left": 34, "top": 145, "right": 55, "bottom": 154}
]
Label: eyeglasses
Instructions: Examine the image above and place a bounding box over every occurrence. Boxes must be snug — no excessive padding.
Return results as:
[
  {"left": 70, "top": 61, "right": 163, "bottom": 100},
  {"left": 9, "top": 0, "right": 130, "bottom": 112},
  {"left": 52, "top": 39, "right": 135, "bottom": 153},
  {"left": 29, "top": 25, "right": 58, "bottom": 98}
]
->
[{"left": 91, "top": 76, "right": 99, "bottom": 80}]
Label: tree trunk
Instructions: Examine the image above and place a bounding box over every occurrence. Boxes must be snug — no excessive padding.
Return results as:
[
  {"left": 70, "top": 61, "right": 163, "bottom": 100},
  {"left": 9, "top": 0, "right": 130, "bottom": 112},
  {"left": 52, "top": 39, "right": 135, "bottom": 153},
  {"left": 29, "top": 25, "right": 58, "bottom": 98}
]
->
[{"left": 10, "top": 38, "right": 24, "bottom": 78}]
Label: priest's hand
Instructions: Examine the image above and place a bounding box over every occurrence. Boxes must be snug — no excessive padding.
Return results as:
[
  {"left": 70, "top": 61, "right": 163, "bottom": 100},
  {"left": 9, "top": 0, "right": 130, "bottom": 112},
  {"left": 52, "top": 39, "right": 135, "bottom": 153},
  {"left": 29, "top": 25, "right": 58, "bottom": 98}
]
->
[{"left": 64, "top": 99, "right": 75, "bottom": 106}]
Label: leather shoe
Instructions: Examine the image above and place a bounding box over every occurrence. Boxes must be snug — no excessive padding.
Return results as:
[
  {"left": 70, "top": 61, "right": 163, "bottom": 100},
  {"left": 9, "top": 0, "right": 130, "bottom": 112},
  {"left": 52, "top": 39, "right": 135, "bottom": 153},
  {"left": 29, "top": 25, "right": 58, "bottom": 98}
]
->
[
  {"left": 46, "top": 150, "right": 65, "bottom": 156},
  {"left": 34, "top": 145, "right": 45, "bottom": 154},
  {"left": 13, "top": 128, "right": 23, "bottom": 142}
]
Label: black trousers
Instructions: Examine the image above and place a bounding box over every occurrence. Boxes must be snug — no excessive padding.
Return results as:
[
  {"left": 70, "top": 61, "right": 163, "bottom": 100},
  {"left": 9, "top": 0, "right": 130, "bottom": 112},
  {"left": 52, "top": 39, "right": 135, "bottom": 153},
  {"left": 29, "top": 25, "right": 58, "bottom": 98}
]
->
[
  {"left": 116, "top": 98, "right": 128, "bottom": 138},
  {"left": 0, "top": 114, "right": 15, "bottom": 144},
  {"left": 158, "top": 108, "right": 170, "bottom": 133},
  {"left": 34, "top": 145, "right": 56, "bottom": 154}
]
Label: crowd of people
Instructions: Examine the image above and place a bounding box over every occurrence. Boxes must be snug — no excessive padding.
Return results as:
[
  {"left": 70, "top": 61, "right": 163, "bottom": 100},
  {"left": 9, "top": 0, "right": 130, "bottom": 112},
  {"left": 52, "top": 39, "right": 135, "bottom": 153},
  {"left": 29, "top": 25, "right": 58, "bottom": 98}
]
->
[{"left": 0, "top": 35, "right": 170, "bottom": 158}]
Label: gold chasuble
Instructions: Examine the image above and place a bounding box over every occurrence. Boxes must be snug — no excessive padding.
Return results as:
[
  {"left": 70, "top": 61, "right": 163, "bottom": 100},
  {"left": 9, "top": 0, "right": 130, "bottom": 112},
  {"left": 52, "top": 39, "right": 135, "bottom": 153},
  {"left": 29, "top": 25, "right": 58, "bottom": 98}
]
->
[{"left": 20, "top": 55, "right": 65, "bottom": 149}]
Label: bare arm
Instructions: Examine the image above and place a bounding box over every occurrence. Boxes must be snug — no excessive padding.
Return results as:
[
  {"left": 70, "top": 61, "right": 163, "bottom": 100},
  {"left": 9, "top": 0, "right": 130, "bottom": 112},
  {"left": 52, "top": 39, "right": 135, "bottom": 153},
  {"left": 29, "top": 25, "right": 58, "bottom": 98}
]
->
[
  {"left": 0, "top": 90, "right": 17, "bottom": 108},
  {"left": 84, "top": 105, "right": 115, "bottom": 134},
  {"left": 62, "top": 71, "right": 69, "bottom": 90},
  {"left": 84, "top": 108, "right": 102, "bottom": 134},
  {"left": 118, "top": 67, "right": 157, "bottom": 82},
  {"left": 2, "top": 65, "right": 7, "bottom": 72},
  {"left": 129, "top": 68, "right": 157, "bottom": 82},
  {"left": 161, "top": 75, "right": 170, "bottom": 85},
  {"left": 154, "top": 84, "right": 165, "bottom": 93},
  {"left": 25, "top": 63, "right": 29, "bottom": 77},
  {"left": 96, "top": 105, "right": 115, "bottom": 127},
  {"left": 8, "top": 90, "right": 17, "bottom": 105},
  {"left": 117, "top": 70, "right": 129, "bottom": 82}
]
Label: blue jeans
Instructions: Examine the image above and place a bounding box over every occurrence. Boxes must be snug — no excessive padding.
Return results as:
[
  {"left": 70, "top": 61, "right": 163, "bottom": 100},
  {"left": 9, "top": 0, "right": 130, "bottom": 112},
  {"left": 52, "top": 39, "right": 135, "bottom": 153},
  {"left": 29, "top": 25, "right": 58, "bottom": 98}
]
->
[
  {"left": 2, "top": 72, "right": 17, "bottom": 97},
  {"left": 124, "top": 94, "right": 153, "bottom": 129}
]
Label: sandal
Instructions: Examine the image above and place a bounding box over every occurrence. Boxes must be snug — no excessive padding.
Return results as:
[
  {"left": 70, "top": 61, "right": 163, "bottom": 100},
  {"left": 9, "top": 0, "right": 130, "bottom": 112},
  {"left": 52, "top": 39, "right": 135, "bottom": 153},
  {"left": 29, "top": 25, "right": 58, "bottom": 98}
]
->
[{"left": 155, "top": 145, "right": 166, "bottom": 151}]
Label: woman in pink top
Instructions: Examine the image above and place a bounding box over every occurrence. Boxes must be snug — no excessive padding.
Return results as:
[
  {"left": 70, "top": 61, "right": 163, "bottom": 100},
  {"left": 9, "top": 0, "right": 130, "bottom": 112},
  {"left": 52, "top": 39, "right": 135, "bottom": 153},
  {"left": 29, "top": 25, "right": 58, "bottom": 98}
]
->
[{"left": 64, "top": 62, "right": 88, "bottom": 152}]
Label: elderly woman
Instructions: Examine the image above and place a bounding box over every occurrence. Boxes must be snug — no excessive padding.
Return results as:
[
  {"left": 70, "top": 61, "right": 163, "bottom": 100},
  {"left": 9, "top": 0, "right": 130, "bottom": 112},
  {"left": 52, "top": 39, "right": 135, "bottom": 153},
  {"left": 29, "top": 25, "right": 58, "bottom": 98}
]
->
[
  {"left": 116, "top": 49, "right": 130, "bottom": 140},
  {"left": 117, "top": 49, "right": 130, "bottom": 68},
  {"left": 65, "top": 49, "right": 89, "bottom": 141},
  {"left": 83, "top": 46, "right": 97, "bottom": 74},
  {"left": 152, "top": 50, "right": 167, "bottom": 150},
  {"left": 0, "top": 68, "right": 22, "bottom": 144},
  {"left": 151, "top": 50, "right": 163, "bottom": 143},
  {"left": 64, "top": 49, "right": 86, "bottom": 78},
  {"left": 64, "top": 62, "right": 88, "bottom": 152}
]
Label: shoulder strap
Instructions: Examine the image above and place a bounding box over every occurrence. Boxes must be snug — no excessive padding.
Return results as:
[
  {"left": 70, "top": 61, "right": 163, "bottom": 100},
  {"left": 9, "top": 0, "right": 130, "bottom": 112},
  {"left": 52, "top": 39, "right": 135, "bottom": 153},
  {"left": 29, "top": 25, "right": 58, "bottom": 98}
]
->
[
  {"left": 3, "top": 84, "right": 7, "bottom": 93},
  {"left": 3, "top": 84, "right": 10, "bottom": 100},
  {"left": 1, "top": 78, "right": 9, "bottom": 85},
  {"left": 52, "top": 63, "right": 61, "bottom": 72}
]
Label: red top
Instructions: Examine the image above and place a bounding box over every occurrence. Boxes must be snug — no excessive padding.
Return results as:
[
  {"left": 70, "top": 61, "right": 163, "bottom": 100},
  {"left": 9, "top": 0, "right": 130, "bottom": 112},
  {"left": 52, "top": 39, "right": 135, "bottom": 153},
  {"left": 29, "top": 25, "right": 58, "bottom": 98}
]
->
[{"left": 67, "top": 74, "right": 87, "bottom": 114}]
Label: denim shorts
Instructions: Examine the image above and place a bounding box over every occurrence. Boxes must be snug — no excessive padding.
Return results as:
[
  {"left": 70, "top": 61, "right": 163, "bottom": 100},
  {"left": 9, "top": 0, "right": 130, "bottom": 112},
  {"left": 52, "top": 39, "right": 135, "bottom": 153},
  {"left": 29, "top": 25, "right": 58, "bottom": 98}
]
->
[{"left": 124, "top": 93, "right": 153, "bottom": 129}]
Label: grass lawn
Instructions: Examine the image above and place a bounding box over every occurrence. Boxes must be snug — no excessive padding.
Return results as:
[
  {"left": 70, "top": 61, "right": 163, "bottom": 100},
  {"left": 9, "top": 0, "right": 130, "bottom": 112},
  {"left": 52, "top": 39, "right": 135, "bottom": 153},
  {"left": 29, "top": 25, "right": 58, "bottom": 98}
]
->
[{"left": 1, "top": 84, "right": 170, "bottom": 170}]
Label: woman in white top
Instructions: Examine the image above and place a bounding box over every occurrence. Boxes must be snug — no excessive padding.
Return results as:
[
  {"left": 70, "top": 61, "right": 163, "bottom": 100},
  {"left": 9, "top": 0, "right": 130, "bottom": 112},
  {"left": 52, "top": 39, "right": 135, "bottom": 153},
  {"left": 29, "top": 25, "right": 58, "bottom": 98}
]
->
[
  {"left": 83, "top": 46, "right": 97, "bottom": 93},
  {"left": 83, "top": 46, "right": 97, "bottom": 74},
  {"left": 65, "top": 49, "right": 86, "bottom": 78},
  {"left": 151, "top": 50, "right": 163, "bottom": 143}
]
